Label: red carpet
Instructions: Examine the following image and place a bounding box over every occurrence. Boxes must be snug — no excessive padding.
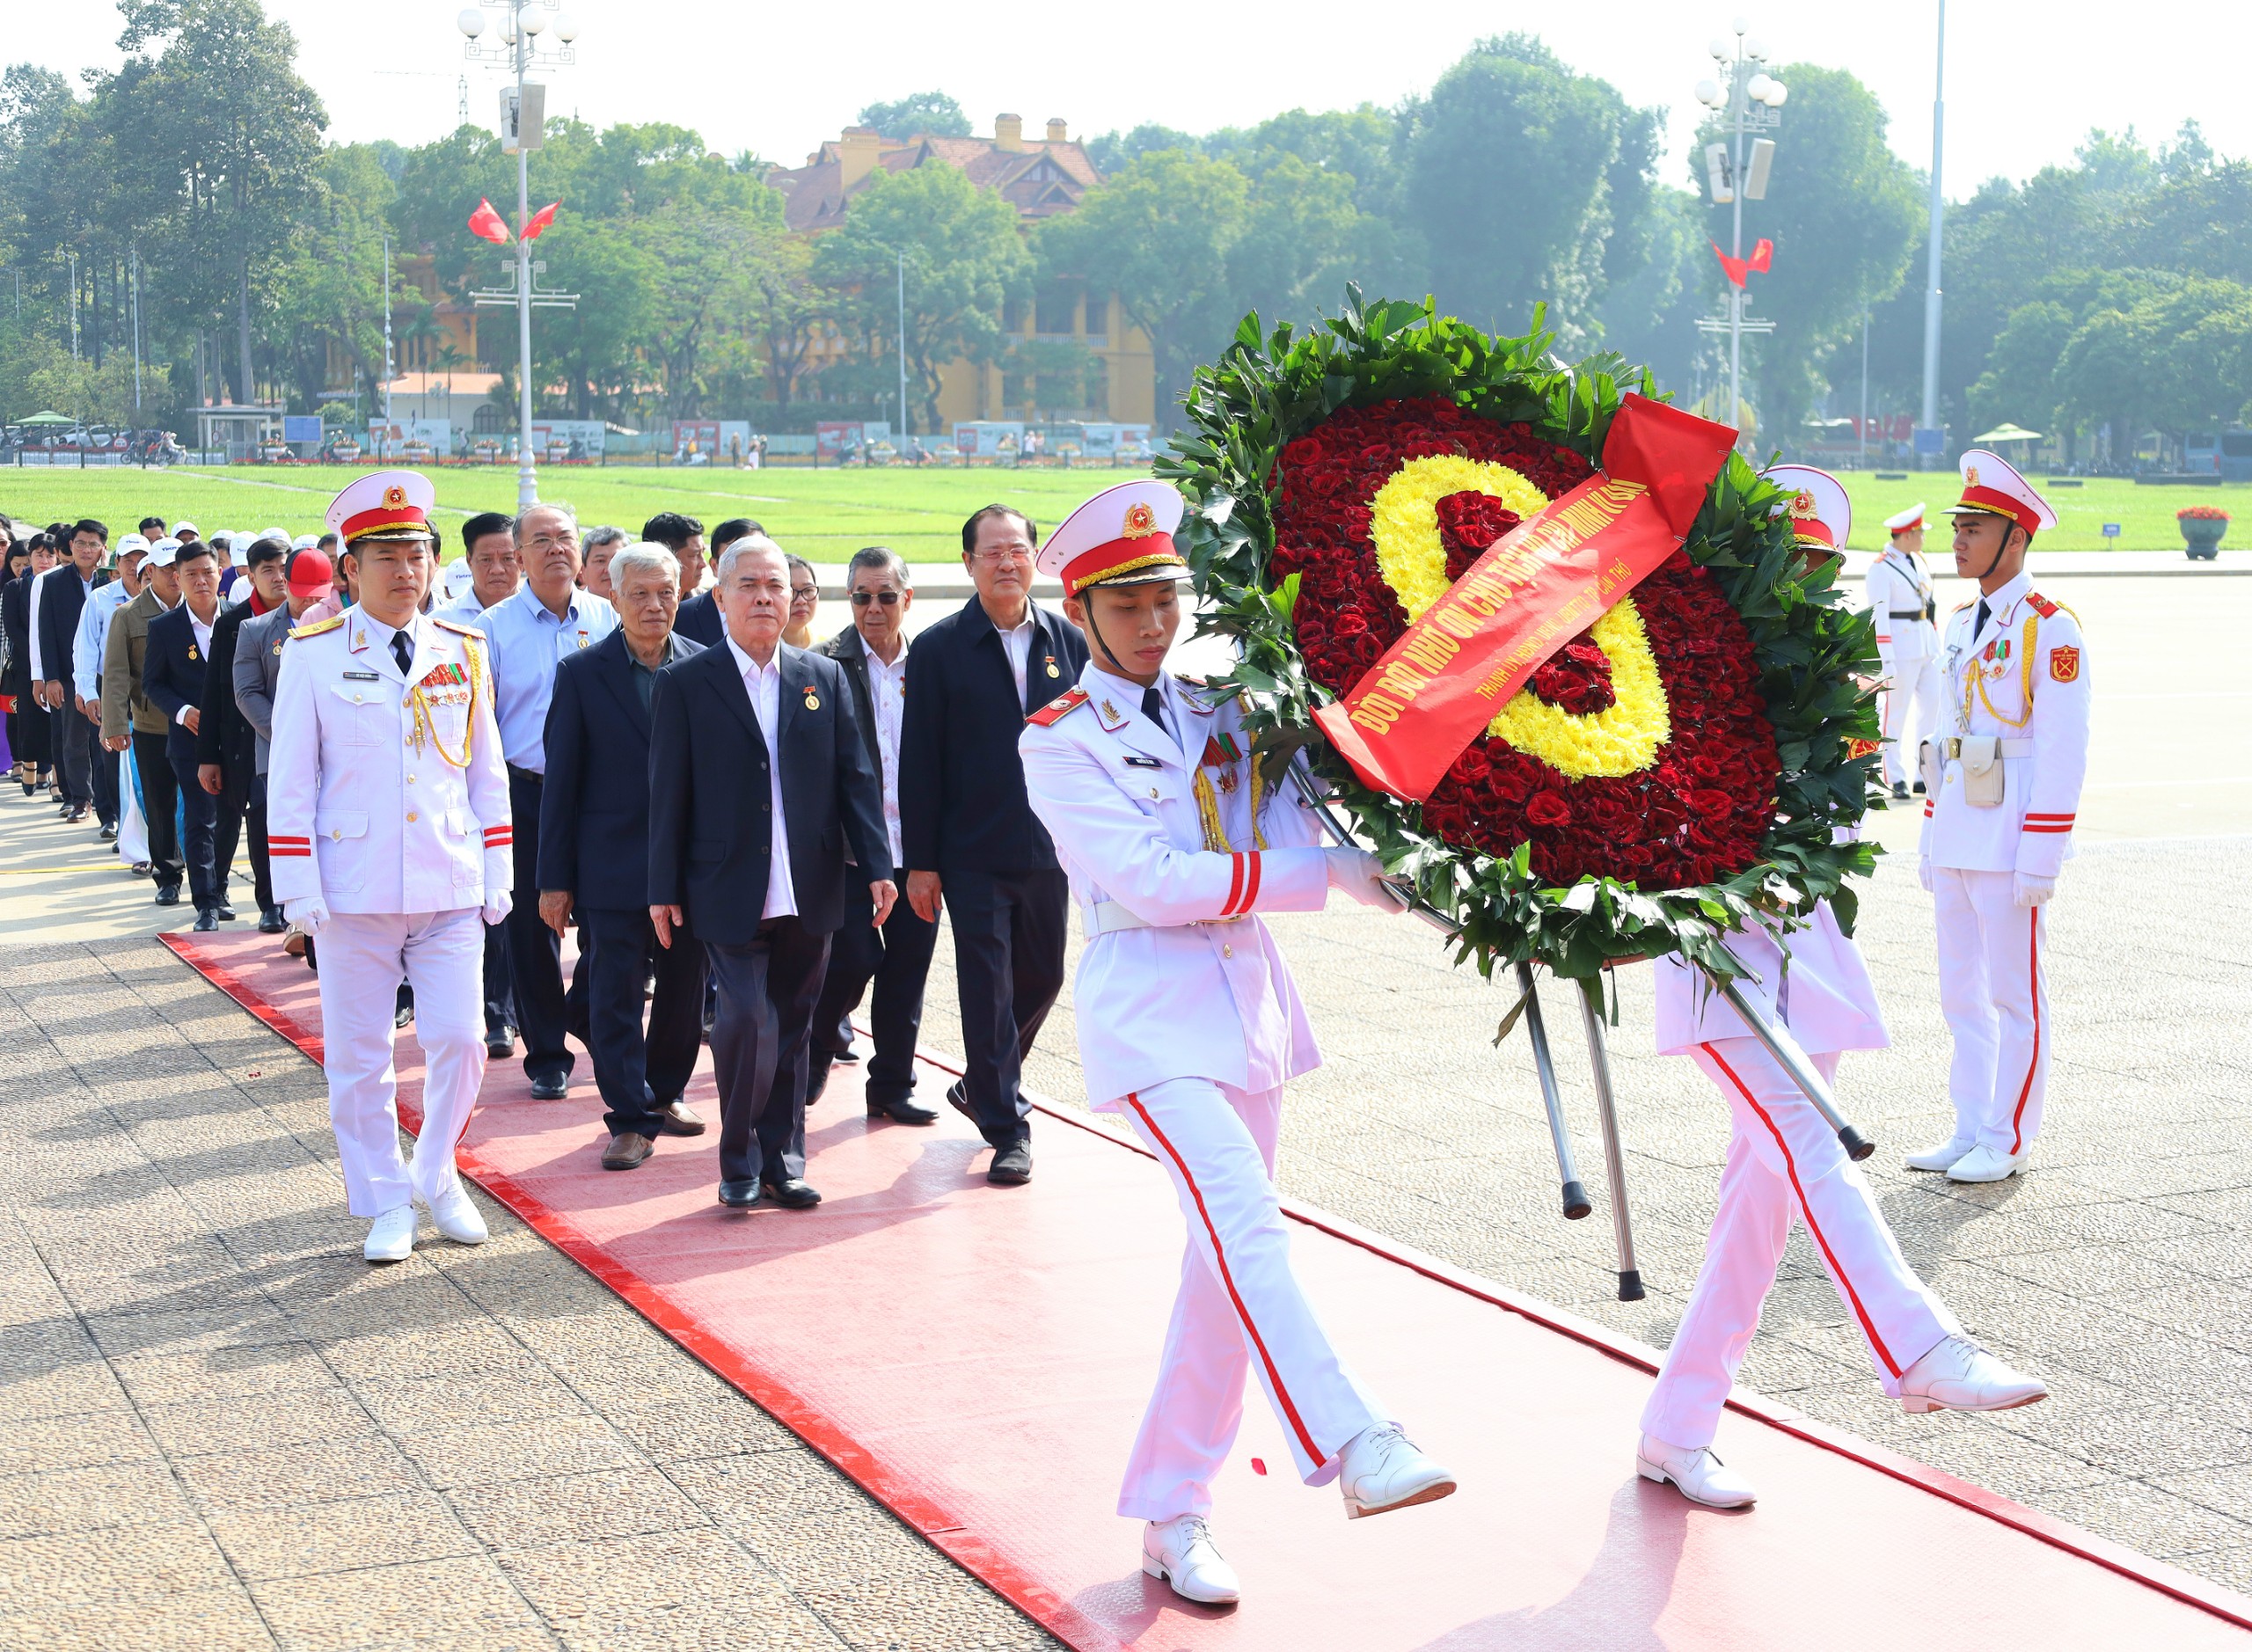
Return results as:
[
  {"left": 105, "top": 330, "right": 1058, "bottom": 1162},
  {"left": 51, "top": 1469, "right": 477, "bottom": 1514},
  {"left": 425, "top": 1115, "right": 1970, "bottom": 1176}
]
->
[{"left": 165, "top": 928, "right": 2252, "bottom": 1649}]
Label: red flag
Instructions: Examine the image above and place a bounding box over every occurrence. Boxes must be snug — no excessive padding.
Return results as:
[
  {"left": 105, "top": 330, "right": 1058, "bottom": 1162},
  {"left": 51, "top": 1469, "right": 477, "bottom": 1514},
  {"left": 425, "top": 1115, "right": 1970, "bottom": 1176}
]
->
[
  {"left": 1712, "top": 238, "right": 1774, "bottom": 289},
  {"left": 520, "top": 201, "right": 561, "bottom": 242},
  {"left": 468, "top": 197, "right": 512, "bottom": 245}
]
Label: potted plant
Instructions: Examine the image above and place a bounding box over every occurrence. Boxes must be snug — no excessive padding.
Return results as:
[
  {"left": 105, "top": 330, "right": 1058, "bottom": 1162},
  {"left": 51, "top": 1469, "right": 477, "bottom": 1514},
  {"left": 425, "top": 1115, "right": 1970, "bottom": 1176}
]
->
[{"left": 2178, "top": 505, "right": 2229, "bottom": 559}]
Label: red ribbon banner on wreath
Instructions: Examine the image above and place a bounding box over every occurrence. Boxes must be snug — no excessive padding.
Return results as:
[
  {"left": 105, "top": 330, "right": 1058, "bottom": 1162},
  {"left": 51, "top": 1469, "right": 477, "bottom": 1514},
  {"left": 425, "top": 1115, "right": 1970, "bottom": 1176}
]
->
[{"left": 1312, "top": 393, "right": 1738, "bottom": 802}]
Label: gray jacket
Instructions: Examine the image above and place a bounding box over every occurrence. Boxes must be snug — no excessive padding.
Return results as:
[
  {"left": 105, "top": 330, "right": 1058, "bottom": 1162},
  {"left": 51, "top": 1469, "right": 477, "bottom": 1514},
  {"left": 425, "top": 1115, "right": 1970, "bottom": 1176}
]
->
[{"left": 232, "top": 603, "right": 296, "bottom": 773}]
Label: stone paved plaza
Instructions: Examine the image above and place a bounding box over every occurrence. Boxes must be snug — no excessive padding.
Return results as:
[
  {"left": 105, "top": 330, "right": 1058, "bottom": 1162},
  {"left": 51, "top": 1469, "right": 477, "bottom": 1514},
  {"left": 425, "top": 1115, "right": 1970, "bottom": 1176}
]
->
[{"left": 0, "top": 567, "right": 2246, "bottom": 1644}]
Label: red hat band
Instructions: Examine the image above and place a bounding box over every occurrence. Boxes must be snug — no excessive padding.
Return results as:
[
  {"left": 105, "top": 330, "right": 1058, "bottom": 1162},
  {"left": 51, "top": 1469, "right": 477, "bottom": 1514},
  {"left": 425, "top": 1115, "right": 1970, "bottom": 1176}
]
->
[
  {"left": 1956, "top": 484, "right": 2039, "bottom": 535},
  {"left": 339, "top": 503, "right": 432, "bottom": 544},
  {"left": 1061, "top": 532, "right": 1185, "bottom": 596},
  {"left": 1790, "top": 519, "right": 1837, "bottom": 550}
]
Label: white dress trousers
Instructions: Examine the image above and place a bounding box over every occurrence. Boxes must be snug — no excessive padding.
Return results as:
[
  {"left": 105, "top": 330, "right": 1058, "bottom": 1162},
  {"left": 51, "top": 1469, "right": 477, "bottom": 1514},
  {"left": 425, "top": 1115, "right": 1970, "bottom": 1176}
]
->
[
  {"left": 1934, "top": 866, "right": 2051, "bottom": 1155},
  {"left": 316, "top": 908, "right": 488, "bottom": 1217},
  {"left": 1641, "top": 1041, "right": 1958, "bottom": 1451},
  {"left": 1115, "top": 1077, "right": 1385, "bottom": 1520}
]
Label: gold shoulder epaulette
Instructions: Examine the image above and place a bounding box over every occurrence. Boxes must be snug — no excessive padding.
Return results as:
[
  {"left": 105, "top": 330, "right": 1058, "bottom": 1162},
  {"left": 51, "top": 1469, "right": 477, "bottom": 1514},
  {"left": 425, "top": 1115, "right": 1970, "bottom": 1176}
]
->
[
  {"left": 288, "top": 614, "right": 345, "bottom": 640},
  {"left": 1026, "top": 687, "right": 1089, "bottom": 727},
  {"left": 431, "top": 616, "right": 486, "bottom": 640}
]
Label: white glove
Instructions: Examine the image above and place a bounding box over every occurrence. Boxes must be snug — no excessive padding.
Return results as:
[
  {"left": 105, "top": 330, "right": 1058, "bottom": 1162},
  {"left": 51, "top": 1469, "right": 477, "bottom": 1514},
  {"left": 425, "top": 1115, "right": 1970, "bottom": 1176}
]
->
[
  {"left": 482, "top": 891, "right": 514, "bottom": 927},
  {"left": 284, "top": 896, "right": 331, "bottom": 937},
  {"left": 1917, "top": 856, "right": 1934, "bottom": 894},
  {"left": 1324, "top": 846, "right": 1408, "bottom": 912},
  {"left": 2013, "top": 872, "right": 2056, "bottom": 909}
]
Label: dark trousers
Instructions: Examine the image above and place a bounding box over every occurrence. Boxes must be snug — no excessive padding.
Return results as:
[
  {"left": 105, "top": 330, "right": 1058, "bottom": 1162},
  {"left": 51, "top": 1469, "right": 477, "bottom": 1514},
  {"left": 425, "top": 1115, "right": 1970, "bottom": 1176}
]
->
[
  {"left": 944, "top": 866, "right": 1069, "bottom": 1148},
  {"left": 52, "top": 698, "right": 95, "bottom": 807},
  {"left": 245, "top": 772, "right": 274, "bottom": 914},
  {"left": 503, "top": 768, "right": 574, "bottom": 1083},
  {"left": 210, "top": 758, "right": 248, "bottom": 898},
  {"left": 706, "top": 915, "right": 829, "bottom": 1187},
  {"left": 133, "top": 732, "right": 183, "bottom": 890},
  {"left": 167, "top": 751, "right": 220, "bottom": 910},
  {"left": 482, "top": 921, "right": 515, "bottom": 1037},
  {"left": 809, "top": 885, "right": 939, "bottom": 1108},
  {"left": 90, "top": 727, "right": 119, "bottom": 828},
  {"left": 582, "top": 904, "right": 707, "bottom": 1139}
]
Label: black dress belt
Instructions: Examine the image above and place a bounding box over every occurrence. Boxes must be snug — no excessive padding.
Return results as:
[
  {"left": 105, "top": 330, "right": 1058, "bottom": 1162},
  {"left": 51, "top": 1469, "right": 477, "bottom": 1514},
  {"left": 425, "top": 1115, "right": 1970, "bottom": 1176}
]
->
[{"left": 506, "top": 763, "right": 544, "bottom": 784}]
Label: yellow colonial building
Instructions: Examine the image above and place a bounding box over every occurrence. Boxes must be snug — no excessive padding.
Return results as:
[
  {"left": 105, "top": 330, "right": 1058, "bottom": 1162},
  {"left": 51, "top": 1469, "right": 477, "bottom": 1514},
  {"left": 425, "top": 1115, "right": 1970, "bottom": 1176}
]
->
[{"left": 764, "top": 114, "right": 1155, "bottom": 429}]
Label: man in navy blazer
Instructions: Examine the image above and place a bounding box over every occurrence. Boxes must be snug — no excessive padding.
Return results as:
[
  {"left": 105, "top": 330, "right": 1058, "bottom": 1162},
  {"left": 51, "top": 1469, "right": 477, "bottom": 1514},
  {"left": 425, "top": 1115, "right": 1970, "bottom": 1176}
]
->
[
  {"left": 538, "top": 544, "right": 710, "bottom": 1171},
  {"left": 647, "top": 534, "right": 893, "bottom": 1210},
  {"left": 141, "top": 540, "right": 229, "bottom": 930}
]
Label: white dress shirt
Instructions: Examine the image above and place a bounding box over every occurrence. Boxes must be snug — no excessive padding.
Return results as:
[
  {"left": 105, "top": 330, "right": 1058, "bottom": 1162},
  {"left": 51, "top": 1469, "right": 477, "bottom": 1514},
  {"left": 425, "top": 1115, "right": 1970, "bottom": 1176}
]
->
[
  {"left": 176, "top": 602, "right": 218, "bottom": 726},
  {"left": 996, "top": 610, "right": 1035, "bottom": 705},
  {"left": 26, "top": 570, "right": 44, "bottom": 682},
  {"left": 864, "top": 640, "right": 908, "bottom": 867},
  {"left": 726, "top": 634, "right": 798, "bottom": 920},
  {"left": 479, "top": 582, "right": 618, "bottom": 772}
]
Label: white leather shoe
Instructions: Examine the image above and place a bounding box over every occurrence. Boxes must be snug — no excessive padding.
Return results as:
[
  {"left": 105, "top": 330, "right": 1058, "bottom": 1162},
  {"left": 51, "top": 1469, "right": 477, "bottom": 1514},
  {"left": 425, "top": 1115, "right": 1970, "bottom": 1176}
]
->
[
  {"left": 363, "top": 1203, "right": 418, "bottom": 1264},
  {"left": 1336, "top": 1424, "right": 1457, "bottom": 1519},
  {"left": 1904, "top": 1137, "right": 1972, "bottom": 1173},
  {"left": 1635, "top": 1434, "right": 1757, "bottom": 1509},
  {"left": 1946, "top": 1144, "right": 2026, "bottom": 1183},
  {"left": 1141, "top": 1515, "right": 1240, "bottom": 1605},
  {"left": 1899, "top": 1336, "right": 2048, "bottom": 1414},
  {"left": 425, "top": 1181, "right": 488, "bottom": 1246}
]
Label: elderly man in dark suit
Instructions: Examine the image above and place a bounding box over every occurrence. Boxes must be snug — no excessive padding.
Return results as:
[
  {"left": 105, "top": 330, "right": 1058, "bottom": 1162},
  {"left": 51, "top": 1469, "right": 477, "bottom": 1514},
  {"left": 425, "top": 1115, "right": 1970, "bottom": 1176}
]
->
[
  {"left": 896, "top": 505, "right": 1089, "bottom": 1186},
  {"left": 538, "top": 541, "right": 710, "bottom": 1171},
  {"left": 809, "top": 546, "right": 939, "bottom": 1123},
  {"left": 141, "top": 541, "right": 228, "bottom": 931},
  {"left": 647, "top": 533, "right": 892, "bottom": 1210}
]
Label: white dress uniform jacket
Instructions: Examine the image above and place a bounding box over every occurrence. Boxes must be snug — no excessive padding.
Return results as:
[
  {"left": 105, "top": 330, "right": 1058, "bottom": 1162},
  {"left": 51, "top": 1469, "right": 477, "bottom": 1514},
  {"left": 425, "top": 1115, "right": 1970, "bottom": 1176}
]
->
[
  {"left": 266, "top": 610, "right": 512, "bottom": 913},
  {"left": 1918, "top": 572, "right": 2090, "bottom": 876},
  {"left": 1020, "top": 665, "right": 1331, "bottom": 1107},
  {"left": 1864, "top": 545, "right": 1939, "bottom": 669}
]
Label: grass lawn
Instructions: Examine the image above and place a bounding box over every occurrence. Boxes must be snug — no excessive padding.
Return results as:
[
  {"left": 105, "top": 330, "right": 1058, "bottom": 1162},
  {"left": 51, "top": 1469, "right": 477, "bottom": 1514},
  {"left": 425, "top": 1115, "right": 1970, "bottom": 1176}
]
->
[
  {"left": 6, "top": 457, "right": 2242, "bottom": 559},
  {"left": 1832, "top": 471, "right": 2247, "bottom": 553},
  {"left": 0, "top": 461, "right": 1148, "bottom": 563}
]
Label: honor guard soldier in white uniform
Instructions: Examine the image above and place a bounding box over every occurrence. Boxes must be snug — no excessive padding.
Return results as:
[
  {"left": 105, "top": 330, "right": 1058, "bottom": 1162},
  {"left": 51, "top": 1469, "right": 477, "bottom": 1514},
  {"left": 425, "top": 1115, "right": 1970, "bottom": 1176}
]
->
[
  {"left": 1911, "top": 451, "right": 2089, "bottom": 1184},
  {"left": 1019, "top": 479, "right": 1454, "bottom": 1609},
  {"left": 1638, "top": 474, "right": 2045, "bottom": 1511},
  {"left": 1868, "top": 502, "right": 1941, "bottom": 799},
  {"left": 267, "top": 471, "right": 515, "bottom": 1262}
]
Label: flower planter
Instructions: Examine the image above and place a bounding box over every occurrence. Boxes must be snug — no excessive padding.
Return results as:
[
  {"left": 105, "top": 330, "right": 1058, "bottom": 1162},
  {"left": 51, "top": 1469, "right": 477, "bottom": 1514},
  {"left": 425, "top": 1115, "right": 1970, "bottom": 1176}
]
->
[{"left": 2178, "top": 508, "right": 2228, "bottom": 561}]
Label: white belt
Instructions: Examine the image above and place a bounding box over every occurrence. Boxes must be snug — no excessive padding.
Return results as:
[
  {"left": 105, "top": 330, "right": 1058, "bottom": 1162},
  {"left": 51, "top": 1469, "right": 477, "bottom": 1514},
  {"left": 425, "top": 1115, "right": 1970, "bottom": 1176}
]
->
[
  {"left": 1944, "top": 738, "right": 2033, "bottom": 758},
  {"left": 1079, "top": 903, "right": 1247, "bottom": 936}
]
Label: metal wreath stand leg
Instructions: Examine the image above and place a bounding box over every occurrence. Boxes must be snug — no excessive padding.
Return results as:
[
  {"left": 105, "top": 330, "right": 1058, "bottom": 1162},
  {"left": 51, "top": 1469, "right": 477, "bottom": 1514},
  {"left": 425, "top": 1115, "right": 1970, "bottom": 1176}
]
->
[{"left": 1295, "top": 768, "right": 1875, "bottom": 1305}]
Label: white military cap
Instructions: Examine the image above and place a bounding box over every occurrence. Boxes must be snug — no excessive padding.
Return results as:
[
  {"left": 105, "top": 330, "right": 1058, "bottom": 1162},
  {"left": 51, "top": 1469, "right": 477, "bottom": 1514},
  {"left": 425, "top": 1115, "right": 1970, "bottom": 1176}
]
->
[
  {"left": 1036, "top": 478, "right": 1189, "bottom": 596},
  {"left": 326, "top": 470, "right": 436, "bottom": 545},
  {"left": 1949, "top": 450, "right": 2057, "bottom": 536},
  {"left": 1762, "top": 464, "right": 1850, "bottom": 552},
  {"left": 1883, "top": 502, "right": 1926, "bottom": 534}
]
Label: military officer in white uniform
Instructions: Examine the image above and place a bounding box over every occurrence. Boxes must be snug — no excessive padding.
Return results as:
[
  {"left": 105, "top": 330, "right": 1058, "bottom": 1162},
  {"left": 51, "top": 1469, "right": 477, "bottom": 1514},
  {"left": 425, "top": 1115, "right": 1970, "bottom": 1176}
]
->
[
  {"left": 1868, "top": 502, "right": 1941, "bottom": 799},
  {"left": 1912, "top": 451, "right": 2089, "bottom": 1184},
  {"left": 1637, "top": 473, "right": 2045, "bottom": 1511},
  {"left": 1019, "top": 479, "right": 1454, "bottom": 1610},
  {"left": 267, "top": 471, "right": 515, "bottom": 1262}
]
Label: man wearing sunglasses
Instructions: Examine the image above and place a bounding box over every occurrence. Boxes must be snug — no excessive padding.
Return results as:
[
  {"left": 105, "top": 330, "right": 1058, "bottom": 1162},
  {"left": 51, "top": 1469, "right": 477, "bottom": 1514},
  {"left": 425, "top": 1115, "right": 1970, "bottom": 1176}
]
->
[{"left": 808, "top": 547, "right": 939, "bottom": 1121}]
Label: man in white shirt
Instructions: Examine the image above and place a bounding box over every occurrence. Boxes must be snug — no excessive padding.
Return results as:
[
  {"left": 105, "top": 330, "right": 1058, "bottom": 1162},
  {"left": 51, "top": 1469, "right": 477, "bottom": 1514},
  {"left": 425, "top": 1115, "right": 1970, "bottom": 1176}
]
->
[
  {"left": 74, "top": 536, "right": 148, "bottom": 840},
  {"left": 809, "top": 546, "right": 940, "bottom": 1122}
]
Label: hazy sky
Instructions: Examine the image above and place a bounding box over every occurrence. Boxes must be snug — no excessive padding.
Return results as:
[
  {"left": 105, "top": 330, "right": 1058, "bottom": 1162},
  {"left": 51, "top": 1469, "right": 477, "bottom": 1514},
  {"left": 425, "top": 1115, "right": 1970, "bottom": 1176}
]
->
[{"left": 17, "top": 2, "right": 2248, "bottom": 194}]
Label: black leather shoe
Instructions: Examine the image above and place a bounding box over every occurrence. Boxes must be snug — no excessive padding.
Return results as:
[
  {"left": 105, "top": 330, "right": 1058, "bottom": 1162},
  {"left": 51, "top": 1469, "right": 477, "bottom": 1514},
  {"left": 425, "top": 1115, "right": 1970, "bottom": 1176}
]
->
[
  {"left": 761, "top": 1177, "right": 822, "bottom": 1210},
  {"left": 258, "top": 907, "right": 287, "bottom": 934},
  {"left": 154, "top": 885, "right": 181, "bottom": 907},
  {"left": 946, "top": 1079, "right": 973, "bottom": 1122},
  {"left": 192, "top": 908, "right": 218, "bottom": 932},
  {"left": 835, "top": 1047, "right": 860, "bottom": 1065},
  {"left": 1890, "top": 781, "right": 1910, "bottom": 800},
  {"left": 867, "top": 1097, "right": 939, "bottom": 1126},
  {"left": 1912, "top": 779, "right": 1927, "bottom": 795},
  {"left": 529, "top": 1073, "right": 568, "bottom": 1100},
  {"left": 805, "top": 1062, "right": 830, "bottom": 1106},
  {"left": 485, "top": 1031, "right": 513, "bottom": 1059},
  {"left": 216, "top": 903, "right": 237, "bottom": 922},
  {"left": 99, "top": 824, "right": 117, "bottom": 842},
  {"left": 988, "top": 1144, "right": 1033, "bottom": 1185},
  {"left": 717, "top": 1179, "right": 763, "bottom": 1209}
]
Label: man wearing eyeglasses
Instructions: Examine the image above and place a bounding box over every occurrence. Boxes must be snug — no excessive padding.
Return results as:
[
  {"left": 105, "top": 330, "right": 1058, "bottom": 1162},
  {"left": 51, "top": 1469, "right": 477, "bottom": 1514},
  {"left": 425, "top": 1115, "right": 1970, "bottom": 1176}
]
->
[
  {"left": 897, "top": 505, "right": 1090, "bottom": 1185},
  {"left": 808, "top": 547, "right": 938, "bottom": 1122}
]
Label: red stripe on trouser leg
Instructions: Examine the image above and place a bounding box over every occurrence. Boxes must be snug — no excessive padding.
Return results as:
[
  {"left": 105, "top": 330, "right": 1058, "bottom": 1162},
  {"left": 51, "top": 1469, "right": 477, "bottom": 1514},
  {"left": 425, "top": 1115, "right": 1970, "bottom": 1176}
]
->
[
  {"left": 1700, "top": 1043, "right": 1903, "bottom": 1378},
  {"left": 1125, "top": 1093, "right": 1326, "bottom": 1468},
  {"left": 2008, "top": 910, "right": 2044, "bottom": 1154}
]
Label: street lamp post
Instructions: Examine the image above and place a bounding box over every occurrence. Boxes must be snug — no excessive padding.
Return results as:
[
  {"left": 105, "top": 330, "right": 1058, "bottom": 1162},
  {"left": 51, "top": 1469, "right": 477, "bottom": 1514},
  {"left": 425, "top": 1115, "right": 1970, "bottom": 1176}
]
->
[
  {"left": 1693, "top": 21, "right": 1787, "bottom": 448},
  {"left": 1918, "top": 0, "right": 1948, "bottom": 470},
  {"left": 457, "top": 0, "right": 578, "bottom": 509}
]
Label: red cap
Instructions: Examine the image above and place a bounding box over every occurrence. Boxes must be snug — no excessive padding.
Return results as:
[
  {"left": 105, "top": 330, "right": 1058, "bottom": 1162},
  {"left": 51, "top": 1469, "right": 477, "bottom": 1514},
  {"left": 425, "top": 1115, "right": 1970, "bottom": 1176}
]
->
[{"left": 287, "top": 547, "right": 335, "bottom": 601}]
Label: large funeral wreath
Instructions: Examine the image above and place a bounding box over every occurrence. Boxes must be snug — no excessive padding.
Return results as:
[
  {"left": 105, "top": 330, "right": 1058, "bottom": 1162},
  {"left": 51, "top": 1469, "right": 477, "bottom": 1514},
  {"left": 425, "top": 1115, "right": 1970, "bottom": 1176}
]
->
[{"left": 1159, "top": 292, "right": 1882, "bottom": 982}]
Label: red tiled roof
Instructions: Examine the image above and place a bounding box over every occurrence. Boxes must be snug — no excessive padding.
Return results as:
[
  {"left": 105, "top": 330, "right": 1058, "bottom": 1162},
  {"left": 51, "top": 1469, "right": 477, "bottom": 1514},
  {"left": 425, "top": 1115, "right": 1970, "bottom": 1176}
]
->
[{"left": 767, "top": 133, "right": 1102, "bottom": 234}]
